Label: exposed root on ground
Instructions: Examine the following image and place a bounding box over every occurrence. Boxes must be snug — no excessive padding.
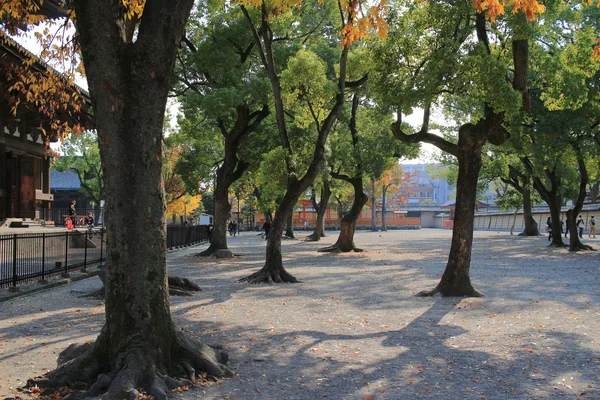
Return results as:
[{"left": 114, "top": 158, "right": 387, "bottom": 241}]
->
[
  {"left": 569, "top": 243, "right": 596, "bottom": 252},
  {"left": 78, "top": 286, "right": 105, "bottom": 299},
  {"left": 79, "top": 276, "right": 201, "bottom": 299},
  {"left": 518, "top": 231, "right": 541, "bottom": 236},
  {"left": 28, "top": 331, "right": 232, "bottom": 400},
  {"left": 318, "top": 244, "right": 364, "bottom": 253},
  {"left": 168, "top": 276, "right": 202, "bottom": 296},
  {"left": 548, "top": 242, "right": 569, "bottom": 248},
  {"left": 416, "top": 286, "right": 484, "bottom": 298},
  {"left": 197, "top": 246, "right": 218, "bottom": 257},
  {"left": 238, "top": 268, "right": 300, "bottom": 284},
  {"left": 306, "top": 232, "right": 325, "bottom": 241}
]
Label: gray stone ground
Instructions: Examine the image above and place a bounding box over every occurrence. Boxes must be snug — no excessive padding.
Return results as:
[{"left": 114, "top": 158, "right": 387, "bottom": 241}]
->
[{"left": 1, "top": 229, "right": 599, "bottom": 400}]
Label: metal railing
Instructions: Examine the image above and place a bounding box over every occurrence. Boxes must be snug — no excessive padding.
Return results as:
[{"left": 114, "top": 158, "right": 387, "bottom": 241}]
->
[
  {"left": 167, "top": 225, "right": 209, "bottom": 249},
  {"left": 45, "top": 208, "right": 105, "bottom": 227},
  {"left": 1, "top": 225, "right": 210, "bottom": 288},
  {"left": 0, "top": 229, "right": 106, "bottom": 288}
]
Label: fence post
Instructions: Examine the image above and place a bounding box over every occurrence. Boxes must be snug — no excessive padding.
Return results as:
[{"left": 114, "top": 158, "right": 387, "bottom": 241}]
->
[
  {"left": 64, "top": 231, "right": 69, "bottom": 275},
  {"left": 100, "top": 229, "right": 104, "bottom": 265},
  {"left": 12, "top": 234, "right": 17, "bottom": 287},
  {"left": 41, "top": 233, "right": 46, "bottom": 281},
  {"left": 84, "top": 230, "right": 88, "bottom": 270}
]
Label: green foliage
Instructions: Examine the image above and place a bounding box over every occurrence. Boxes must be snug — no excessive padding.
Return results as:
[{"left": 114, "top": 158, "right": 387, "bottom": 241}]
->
[
  {"left": 255, "top": 147, "right": 289, "bottom": 213},
  {"left": 52, "top": 130, "right": 103, "bottom": 204},
  {"left": 281, "top": 50, "right": 336, "bottom": 127}
]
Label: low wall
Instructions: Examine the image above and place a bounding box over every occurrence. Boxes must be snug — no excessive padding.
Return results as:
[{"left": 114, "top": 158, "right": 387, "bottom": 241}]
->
[{"left": 472, "top": 208, "right": 599, "bottom": 233}]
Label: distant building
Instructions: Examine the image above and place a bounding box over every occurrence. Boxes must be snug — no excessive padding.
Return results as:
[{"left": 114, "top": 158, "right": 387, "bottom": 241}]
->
[
  {"left": 50, "top": 170, "right": 91, "bottom": 209},
  {"left": 395, "top": 164, "right": 455, "bottom": 207}
]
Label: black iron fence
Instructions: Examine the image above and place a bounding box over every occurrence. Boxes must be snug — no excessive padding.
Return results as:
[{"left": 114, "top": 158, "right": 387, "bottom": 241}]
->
[
  {"left": 1, "top": 225, "right": 209, "bottom": 289},
  {"left": 167, "top": 225, "right": 209, "bottom": 249},
  {"left": 0, "top": 229, "right": 106, "bottom": 288}
]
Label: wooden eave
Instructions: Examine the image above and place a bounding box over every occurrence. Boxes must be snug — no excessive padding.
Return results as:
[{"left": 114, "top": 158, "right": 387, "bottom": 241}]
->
[{"left": 0, "top": 33, "right": 93, "bottom": 141}]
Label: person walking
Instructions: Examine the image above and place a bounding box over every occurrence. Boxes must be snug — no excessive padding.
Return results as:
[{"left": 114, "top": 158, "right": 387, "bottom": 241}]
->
[
  {"left": 564, "top": 216, "right": 570, "bottom": 238},
  {"left": 207, "top": 222, "right": 214, "bottom": 243},
  {"left": 263, "top": 221, "right": 271, "bottom": 240},
  {"left": 559, "top": 218, "right": 564, "bottom": 235},
  {"left": 576, "top": 215, "right": 585, "bottom": 239},
  {"left": 589, "top": 216, "right": 597, "bottom": 238},
  {"left": 546, "top": 217, "right": 552, "bottom": 242},
  {"left": 68, "top": 200, "right": 77, "bottom": 225}
]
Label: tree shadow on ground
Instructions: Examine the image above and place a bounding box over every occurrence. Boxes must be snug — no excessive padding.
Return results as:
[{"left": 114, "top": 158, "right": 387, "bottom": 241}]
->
[{"left": 183, "top": 299, "right": 600, "bottom": 400}]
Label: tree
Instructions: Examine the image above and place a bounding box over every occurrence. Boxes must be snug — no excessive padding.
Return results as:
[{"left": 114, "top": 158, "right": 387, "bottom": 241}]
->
[
  {"left": 480, "top": 150, "right": 542, "bottom": 236},
  {"left": 379, "top": 164, "right": 416, "bottom": 231},
  {"left": 320, "top": 90, "right": 417, "bottom": 252},
  {"left": 173, "top": 6, "right": 270, "bottom": 256},
  {"left": 239, "top": 0, "right": 385, "bottom": 282},
  {"left": 5, "top": 1, "right": 232, "bottom": 398},
  {"left": 306, "top": 175, "right": 332, "bottom": 241},
  {"left": 514, "top": 0, "right": 600, "bottom": 249},
  {"left": 53, "top": 130, "right": 104, "bottom": 215},
  {"left": 321, "top": 95, "right": 371, "bottom": 252},
  {"left": 374, "top": 0, "right": 529, "bottom": 296}
]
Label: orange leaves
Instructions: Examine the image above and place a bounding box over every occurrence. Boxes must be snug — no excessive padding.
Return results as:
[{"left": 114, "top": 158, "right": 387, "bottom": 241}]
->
[
  {"left": 509, "top": 0, "right": 545, "bottom": 20},
  {"left": 123, "top": 0, "right": 145, "bottom": 20},
  {"left": 472, "top": 0, "right": 545, "bottom": 22},
  {"left": 340, "top": 0, "right": 388, "bottom": 47},
  {"left": 593, "top": 39, "right": 600, "bottom": 62}
]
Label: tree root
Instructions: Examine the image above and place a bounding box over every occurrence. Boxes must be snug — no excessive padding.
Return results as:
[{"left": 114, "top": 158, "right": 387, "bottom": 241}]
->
[
  {"left": 196, "top": 245, "right": 222, "bottom": 257},
  {"left": 416, "top": 285, "right": 484, "bottom": 298},
  {"left": 28, "top": 331, "right": 232, "bottom": 400},
  {"left": 79, "top": 276, "right": 201, "bottom": 299},
  {"left": 306, "top": 234, "right": 321, "bottom": 242},
  {"left": 548, "top": 242, "right": 569, "bottom": 248},
  {"left": 317, "top": 244, "right": 363, "bottom": 253},
  {"left": 306, "top": 231, "right": 325, "bottom": 241},
  {"left": 238, "top": 267, "right": 300, "bottom": 284},
  {"left": 518, "top": 231, "right": 541, "bottom": 236},
  {"left": 569, "top": 243, "right": 596, "bottom": 252}
]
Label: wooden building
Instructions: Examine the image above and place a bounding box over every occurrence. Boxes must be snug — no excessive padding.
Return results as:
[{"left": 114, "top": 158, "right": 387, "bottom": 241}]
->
[{"left": 0, "top": 35, "right": 91, "bottom": 225}]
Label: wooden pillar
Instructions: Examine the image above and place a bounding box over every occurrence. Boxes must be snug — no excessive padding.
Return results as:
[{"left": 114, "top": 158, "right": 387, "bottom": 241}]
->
[
  {"left": 0, "top": 142, "right": 6, "bottom": 221},
  {"left": 43, "top": 156, "right": 51, "bottom": 220}
]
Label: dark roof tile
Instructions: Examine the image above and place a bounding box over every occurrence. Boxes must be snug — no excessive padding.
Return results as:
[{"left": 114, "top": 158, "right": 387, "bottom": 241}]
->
[{"left": 50, "top": 170, "right": 81, "bottom": 190}]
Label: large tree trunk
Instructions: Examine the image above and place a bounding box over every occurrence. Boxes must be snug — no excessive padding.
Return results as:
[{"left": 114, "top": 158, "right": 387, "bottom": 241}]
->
[
  {"left": 381, "top": 185, "right": 388, "bottom": 231},
  {"left": 419, "top": 124, "right": 487, "bottom": 297},
  {"left": 590, "top": 182, "right": 599, "bottom": 204},
  {"left": 519, "top": 185, "right": 540, "bottom": 236},
  {"left": 319, "top": 177, "right": 367, "bottom": 252},
  {"left": 198, "top": 106, "right": 268, "bottom": 257},
  {"left": 199, "top": 184, "right": 232, "bottom": 257},
  {"left": 546, "top": 196, "right": 565, "bottom": 247},
  {"left": 308, "top": 181, "right": 330, "bottom": 241},
  {"left": 567, "top": 155, "right": 595, "bottom": 251},
  {"left": 526, "top": 163, "right": 566, "bottom": 248},
  {"left": 29, "top": 2, "right": 231, "bottom": 399},
  {"left": 285, "top": 212, "right": 295, "bottom": 238},
  {"left": 240, "top": 186, "right": 302, "bottom": 283},
  {"left": 370, "top": 179, "right": 377, "bottom": 231}
]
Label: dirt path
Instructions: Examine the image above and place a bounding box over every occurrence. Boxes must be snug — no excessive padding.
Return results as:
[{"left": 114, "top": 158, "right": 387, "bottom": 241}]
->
[{"left": 1, "top": 229, "right": 599, "bottom": 399}]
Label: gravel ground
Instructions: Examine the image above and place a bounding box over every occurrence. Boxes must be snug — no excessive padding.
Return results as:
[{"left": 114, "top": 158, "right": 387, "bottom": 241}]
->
[{"left": 1, "top": 229, "right": 599, "bottom": 400}]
